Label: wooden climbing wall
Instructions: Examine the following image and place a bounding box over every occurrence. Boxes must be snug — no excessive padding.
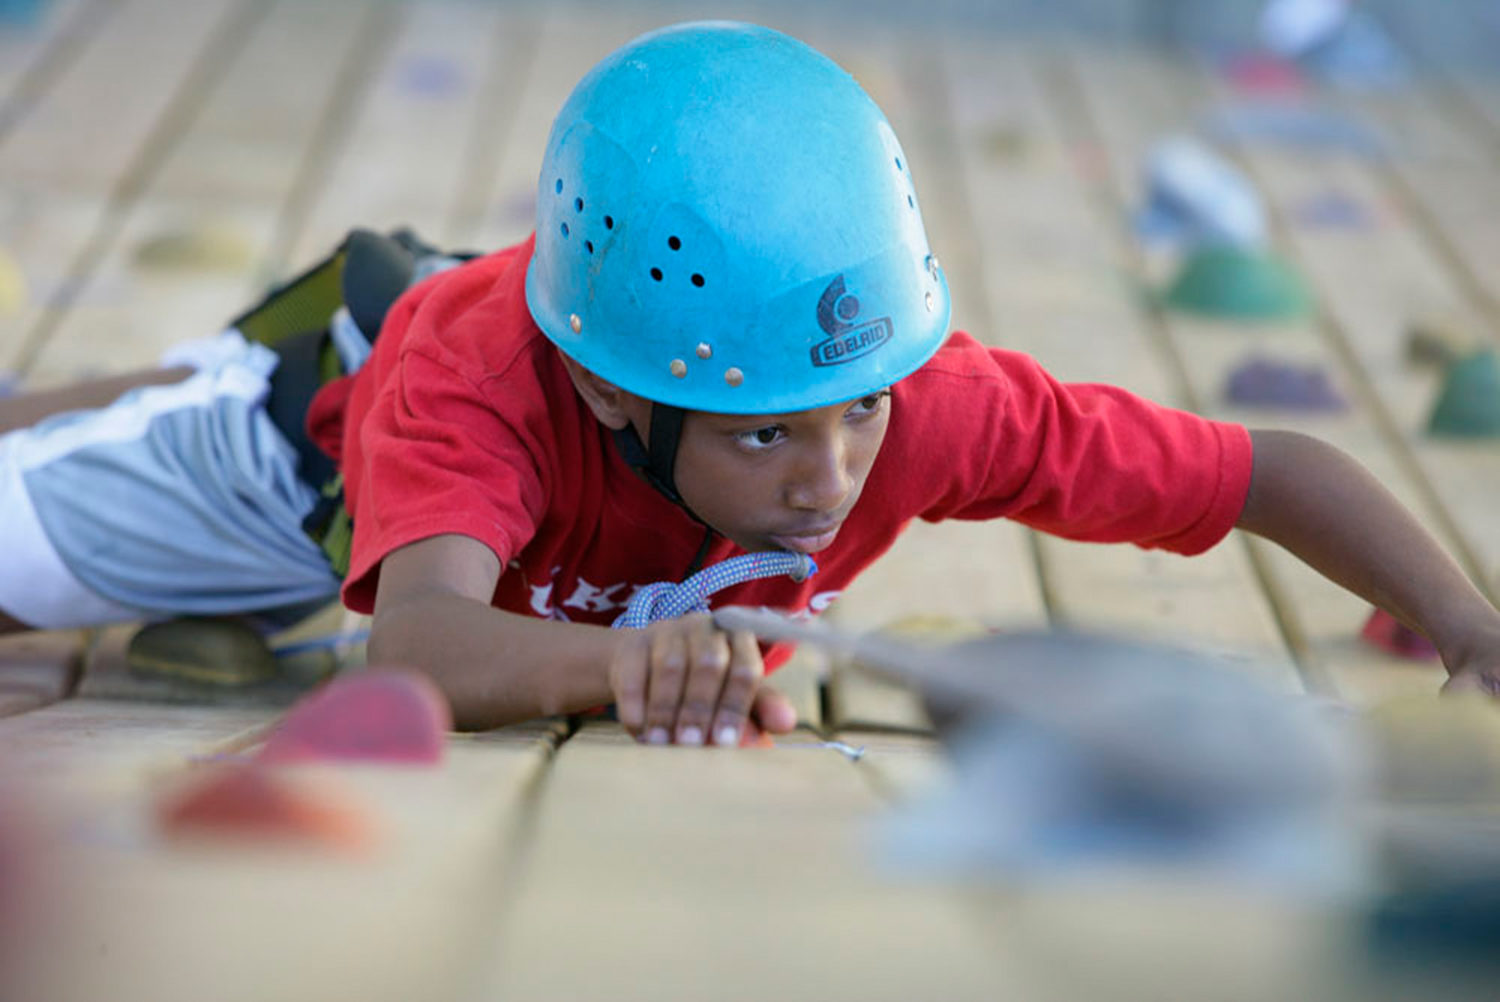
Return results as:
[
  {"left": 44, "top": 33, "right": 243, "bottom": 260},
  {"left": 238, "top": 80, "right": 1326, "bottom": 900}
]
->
[{"left": 1, "top": 1, "right": 1497, "bottom": 999}]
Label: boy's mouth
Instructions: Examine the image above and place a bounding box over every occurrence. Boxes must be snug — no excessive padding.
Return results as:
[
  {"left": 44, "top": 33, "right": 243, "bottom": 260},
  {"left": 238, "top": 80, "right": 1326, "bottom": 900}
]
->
[{"left": 766, "top": 522, "right": 843, "bottom": 554}]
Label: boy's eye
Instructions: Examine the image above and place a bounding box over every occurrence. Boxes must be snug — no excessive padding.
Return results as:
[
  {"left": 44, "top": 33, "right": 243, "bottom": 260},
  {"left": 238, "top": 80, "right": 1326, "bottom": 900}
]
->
[
  {"left": 849, "top": 391, "right": 891, "bottom": 416},
  {"left": 734, "top": 425, "right": 784, "bottom": 449}
]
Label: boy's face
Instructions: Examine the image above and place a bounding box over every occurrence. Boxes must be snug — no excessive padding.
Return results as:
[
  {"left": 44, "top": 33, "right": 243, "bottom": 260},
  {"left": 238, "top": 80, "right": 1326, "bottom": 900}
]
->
[{"left": 665, "top": 391, "right": 892, "bottom": 554}]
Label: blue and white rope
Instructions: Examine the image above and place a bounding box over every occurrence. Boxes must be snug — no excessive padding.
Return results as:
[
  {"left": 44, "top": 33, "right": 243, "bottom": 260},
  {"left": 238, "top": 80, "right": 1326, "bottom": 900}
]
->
[{"left": 612, "top": 551, "right": 817, "bottom": 629}]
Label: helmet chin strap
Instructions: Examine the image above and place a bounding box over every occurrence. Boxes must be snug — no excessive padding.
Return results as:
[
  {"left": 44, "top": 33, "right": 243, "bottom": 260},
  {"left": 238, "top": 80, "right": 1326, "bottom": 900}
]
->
[
  {"left": 612, "top": 403, "right": 719, "bottom": 576},
  {"left": 612, "top": 401, "right": 693, "bottom": 513}
]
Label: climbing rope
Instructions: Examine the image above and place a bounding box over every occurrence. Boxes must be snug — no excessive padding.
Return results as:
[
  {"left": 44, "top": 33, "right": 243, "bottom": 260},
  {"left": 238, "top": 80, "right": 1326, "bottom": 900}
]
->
[{"left": 612, "top": 551, "right": 817, "bottom": 629}]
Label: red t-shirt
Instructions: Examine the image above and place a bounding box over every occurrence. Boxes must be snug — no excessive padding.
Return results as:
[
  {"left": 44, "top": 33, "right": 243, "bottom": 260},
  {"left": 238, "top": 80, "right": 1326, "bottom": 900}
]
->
[{"left": 308, "top": 236, "right": 1253, "bottom": 670}]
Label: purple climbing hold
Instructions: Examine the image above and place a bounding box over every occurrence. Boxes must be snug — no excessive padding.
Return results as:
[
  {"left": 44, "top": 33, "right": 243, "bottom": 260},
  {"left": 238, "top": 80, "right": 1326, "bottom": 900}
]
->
[
  {"left": 1292, "top": 190, "right": 1372, "bottom": 229},
  {"left": 398, "top": 56, "right": 467, "bottom": 98},
  {"left": 1203, "top": 103, "right": 1386, "bottom": 158},
  {"left": 1225, "top": 355, "right": 1347, "bottom": 411}
]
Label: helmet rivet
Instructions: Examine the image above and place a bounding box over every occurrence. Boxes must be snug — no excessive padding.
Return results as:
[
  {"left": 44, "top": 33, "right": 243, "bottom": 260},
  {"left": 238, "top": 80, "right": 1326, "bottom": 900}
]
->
[
  {"left": 569, "top": 313, "right": 582, "bottom": 334},
  {"left": 669, "top": 359, "right": 688, "bottom": 378},
  {"left": 924, "top": 292, "right": 935, "bottom": 312},
  {"left": 695, "top": 342, "right": 713, "bottom": 359},
  {"left": 724, "top": 367, "right": 744, "bottom": 387},
  {"left": 926, "top": 254, "right": 940, "bottom": 278}
]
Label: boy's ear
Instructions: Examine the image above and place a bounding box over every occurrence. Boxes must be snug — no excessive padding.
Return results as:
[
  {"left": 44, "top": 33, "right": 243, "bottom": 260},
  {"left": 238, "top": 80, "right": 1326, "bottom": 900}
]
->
[{"left": 558, "top": 353, "right": 639, "bottom": 431}]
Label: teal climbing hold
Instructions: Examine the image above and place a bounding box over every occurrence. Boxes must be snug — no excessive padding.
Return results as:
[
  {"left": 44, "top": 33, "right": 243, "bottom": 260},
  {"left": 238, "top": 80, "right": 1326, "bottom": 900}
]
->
[
  {"left": 1163, "top": 245, "right": 1311, "bottom": 321},
  {"left": 1427, "top": 349, "right": 1500, "bottom": 438}
]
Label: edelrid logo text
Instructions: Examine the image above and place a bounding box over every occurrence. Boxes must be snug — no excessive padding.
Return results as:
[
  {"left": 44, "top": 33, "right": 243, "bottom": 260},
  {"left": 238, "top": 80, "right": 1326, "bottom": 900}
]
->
[{"left": 812, "top": 275, "right": 892, "bottom": 368}]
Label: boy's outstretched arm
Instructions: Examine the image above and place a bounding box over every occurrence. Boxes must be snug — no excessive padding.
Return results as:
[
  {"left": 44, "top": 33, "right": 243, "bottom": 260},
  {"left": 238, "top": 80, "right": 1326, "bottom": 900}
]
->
[
  {"left": 1236, "top": 430, "right": 1500, "bottom": 695},
  {"left": 367, "top": 534, "right": 797, "bottom": 737}
]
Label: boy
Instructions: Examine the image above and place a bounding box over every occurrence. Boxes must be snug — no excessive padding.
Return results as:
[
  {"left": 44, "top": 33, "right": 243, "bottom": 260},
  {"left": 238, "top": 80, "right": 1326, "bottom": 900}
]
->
[{"left": 1, "top": 22, "right": 1497, "bottom": 745}]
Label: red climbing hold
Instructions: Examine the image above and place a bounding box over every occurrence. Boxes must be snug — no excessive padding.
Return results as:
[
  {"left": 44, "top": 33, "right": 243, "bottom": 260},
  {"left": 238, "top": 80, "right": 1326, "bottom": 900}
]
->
[
  {"left": 156, "top": 762, "right": 374, "bottom": 852},
  {"left": 1360, "top": 608, "right": 1439, "bottom": 661},
  {"left": 258, "top": 669, "right": 452, "bottom": 766}
]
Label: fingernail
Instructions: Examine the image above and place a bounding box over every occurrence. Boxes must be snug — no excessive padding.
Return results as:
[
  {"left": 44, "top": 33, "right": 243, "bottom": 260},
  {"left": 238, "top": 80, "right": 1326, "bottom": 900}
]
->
[
  {"left": 717, "top": 725, "right": 739, "bottom": 747},
  {"left": 678, "top": 726, "right": 703, "bottom": 746},
  {"left": 647, "top": 727, "right": 669, "bottom": 746}
]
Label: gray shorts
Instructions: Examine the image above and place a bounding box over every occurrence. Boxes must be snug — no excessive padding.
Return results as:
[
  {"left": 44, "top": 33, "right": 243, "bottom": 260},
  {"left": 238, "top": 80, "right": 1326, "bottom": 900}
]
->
[{"left": 0, "top": 332, "right": 341, "bottom": 629}]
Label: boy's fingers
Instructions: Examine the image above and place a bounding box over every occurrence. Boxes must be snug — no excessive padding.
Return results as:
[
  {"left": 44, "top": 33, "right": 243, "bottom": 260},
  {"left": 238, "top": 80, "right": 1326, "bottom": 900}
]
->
[
  {"left": 676, "top": 625, "right": 731, "bottom": 746},
  {"left": 609, "top": 631, "right": 651, "bottom": 734},
  {"left": 710, "top": 629, "right": 764, "bottom": 747},
  {"left": 750, "top": 686, "right": 798, "bottom": 735},
  {"left": 1442, "top": 671, "right": 1500, "bottom": 697},
  {"left": 642, "top": 626, "right": 690, "bottom": 744}
]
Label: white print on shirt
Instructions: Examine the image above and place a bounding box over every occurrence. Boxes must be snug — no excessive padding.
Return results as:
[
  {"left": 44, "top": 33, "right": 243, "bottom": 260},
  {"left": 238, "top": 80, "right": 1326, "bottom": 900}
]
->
[
  {"left": 528, "top": 566, "right": 572, "bottom": 621},
  {"left": 525, "top": 568, "right": 839, "bottom": 623},
  {"left": 563, "top": 578, "right": 631, "bottom": 613}
]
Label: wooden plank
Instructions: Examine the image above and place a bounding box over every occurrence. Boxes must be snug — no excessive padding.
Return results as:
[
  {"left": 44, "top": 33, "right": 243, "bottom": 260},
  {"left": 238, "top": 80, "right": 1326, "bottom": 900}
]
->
[
  {"left": 1352, "top": 90, "right": 1500, "bottom": 337},
  {"left": 933, "top": 41, "right": 1305, "bottom": 694},
  {"left": 0, "top": 0, "right": 100, "bottom": 116},
  {"left": 0, "top": 0, "right": 242, "bottom": 192},
  {"left": 501, "top": 723, "right": 1388, "bottom": 999},
  {"left": 0, "top": 697, "right": 273, "bottom": 795},
  {"left": 0, "top": 0, "right": 249, "bottom": 380},
  {"left": 15, "top": 722, "right": 564, "bottom": 1002},
  {"left": 1196, "top": 59, "right": 1500, "bottom": 691},
  {"left": 282, "top": 0, "right": 516, "bottom": 267},
  {"left": 20, "top": 0, "right": 375, "bottom": 381},
  {"left": 842, "top": 730, "right": 953, "bottom": 804},
  {"left": 468, "top": 4, "right": 646, "bottom": 251},
  {"left": 1057, "top": 45, "right": 1488, "bottom": 705},
  {"left": 826, "top": 519, "right": 1041, "bottom": 732},
  {"left": 1312, "top": 64, "right": 1500, "bottom": 337},
  {"left": 148, "top": 0, "right": 379, "bottom": 208},
  {"left": 475, "top": 720, "right": 1024, "bottom": 999},
  {"left": 0, "top": 628, "right": 83, "bottom": 715},
  {"left": 767, "top": 641, "right": 825, "bottom": 732},
  {"left": 0, "top": 688, "right": 46, "bottom": 718},
  {"left": 0, "top": 187, "right": 108, "bottom": 374},
  {"left": 1446, "top": 72, "right": 1500, "bottom": 150}
]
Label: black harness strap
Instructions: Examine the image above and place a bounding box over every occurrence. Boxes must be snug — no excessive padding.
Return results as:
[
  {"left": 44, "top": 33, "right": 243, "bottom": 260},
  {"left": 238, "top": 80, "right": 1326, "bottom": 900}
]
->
[
  {"left": 249, "top": 228, "right": 453, "bottom": 577},
  {"left": 267, "top": 329, "right": 338, "bottom": 489}
]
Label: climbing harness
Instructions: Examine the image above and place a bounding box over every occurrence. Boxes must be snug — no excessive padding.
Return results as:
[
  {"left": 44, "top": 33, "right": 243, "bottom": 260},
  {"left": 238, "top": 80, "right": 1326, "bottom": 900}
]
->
[{"left": 231, "top": 227, "right": 470, "bottom": 576}]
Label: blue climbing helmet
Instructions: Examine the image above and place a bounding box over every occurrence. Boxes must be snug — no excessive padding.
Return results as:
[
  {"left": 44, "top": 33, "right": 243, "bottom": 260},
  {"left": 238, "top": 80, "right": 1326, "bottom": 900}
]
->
[{"left": 525, "top": 20, "right": 951, "bottom": 417}]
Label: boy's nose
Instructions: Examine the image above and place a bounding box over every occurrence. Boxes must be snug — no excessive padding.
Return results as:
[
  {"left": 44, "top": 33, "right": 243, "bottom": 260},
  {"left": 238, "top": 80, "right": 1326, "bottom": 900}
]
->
[{"left": 786, "top": 437, "right": 853, "bottom": 513}]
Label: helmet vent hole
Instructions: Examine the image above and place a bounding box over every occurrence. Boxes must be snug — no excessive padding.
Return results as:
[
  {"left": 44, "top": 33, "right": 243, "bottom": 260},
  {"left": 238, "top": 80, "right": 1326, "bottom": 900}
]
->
[
  {"left": 585, "top": 240, "right": 594, "bottom": 254},
  {"left": 667, "top": 235, "right": 681, "bottom": 251},
  {"left": 650, "top": 267, "right": 663, "bottom": 281},
  {"left": 604, "top": 215, "right": 614, "bottom": 230},
  {"left": 555, "top": 178, "right": 563, "bottom": 194},
  {"left": 895, "top": 156, "right": 903, "bottom": 171},
  {"left": 907, "top": 194, "right": 915, "bottom": 209},
  {"left": 560, "top": 222, "right": 570, "bottom": 238},
  {"left": 574, "top": 197, "right": 584, "bottom": 212},
  {"left": 691, "top": 273, "right": 705, "bottom": 287}
]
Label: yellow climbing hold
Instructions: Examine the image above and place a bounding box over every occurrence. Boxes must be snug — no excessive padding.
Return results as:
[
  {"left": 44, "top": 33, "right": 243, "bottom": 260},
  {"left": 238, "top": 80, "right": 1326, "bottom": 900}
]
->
[{"left": 133, "top": 221, "right": 254, "bottom": 271}]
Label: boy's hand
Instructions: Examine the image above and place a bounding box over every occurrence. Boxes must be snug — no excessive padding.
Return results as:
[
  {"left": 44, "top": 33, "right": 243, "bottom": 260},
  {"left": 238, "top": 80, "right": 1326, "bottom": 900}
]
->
[
  {"left": 1441, "top": 640, "right": 1500, "bottom": 698},
  {"left": 1438, "top": 619, "right": 1500, "bottom": 697},
  {"left": 1443, "top": 667, "right": 1500, "bottom": 696},
  {"left": 610, "top": 612, "right": 796, "bottom": 746}
]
